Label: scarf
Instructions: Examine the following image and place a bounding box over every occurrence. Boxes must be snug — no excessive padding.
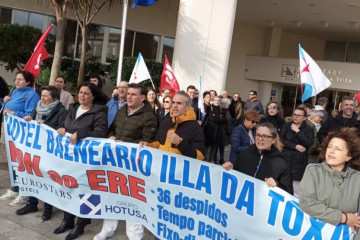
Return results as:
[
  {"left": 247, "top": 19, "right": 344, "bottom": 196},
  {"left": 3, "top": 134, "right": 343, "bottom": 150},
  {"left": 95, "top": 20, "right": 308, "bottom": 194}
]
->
[{"left": 35, "top": 99, "right": 59, "bottom": 120}]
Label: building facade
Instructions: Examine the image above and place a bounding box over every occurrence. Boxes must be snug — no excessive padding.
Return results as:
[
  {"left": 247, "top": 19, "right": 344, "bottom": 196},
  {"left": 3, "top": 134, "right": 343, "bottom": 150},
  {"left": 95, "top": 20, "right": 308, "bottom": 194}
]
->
[{"left": 1, "top": 0, "right": 360, "bottom": 117}]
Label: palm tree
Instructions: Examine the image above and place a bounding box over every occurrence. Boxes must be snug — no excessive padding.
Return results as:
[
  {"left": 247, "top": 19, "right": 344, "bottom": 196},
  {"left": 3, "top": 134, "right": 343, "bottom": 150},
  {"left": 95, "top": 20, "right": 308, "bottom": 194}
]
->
[{"left": 49, "top": 0, "right": 70, "bottom": 85}]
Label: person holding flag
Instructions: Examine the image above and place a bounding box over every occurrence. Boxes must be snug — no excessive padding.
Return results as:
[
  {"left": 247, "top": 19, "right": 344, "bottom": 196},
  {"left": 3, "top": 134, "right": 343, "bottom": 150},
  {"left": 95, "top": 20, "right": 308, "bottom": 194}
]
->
[{"left": 0, "top": 71, "right": 40, "bottom": 206}]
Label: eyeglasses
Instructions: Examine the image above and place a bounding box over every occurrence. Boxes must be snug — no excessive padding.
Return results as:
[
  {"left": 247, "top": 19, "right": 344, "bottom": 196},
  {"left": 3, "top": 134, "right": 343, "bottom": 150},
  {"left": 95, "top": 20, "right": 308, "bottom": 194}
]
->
[
  {"left": 255, "top": 133, "right": 274, "bottom": 140},
  {"left": 268, "top": 105, "right": 277, "bottom": 109},
  {"left": 250, "top": 120, "right": 259, "bottom": 124},
  {"left": 292, "top": 113, "right": 304, "bottom": 118}
]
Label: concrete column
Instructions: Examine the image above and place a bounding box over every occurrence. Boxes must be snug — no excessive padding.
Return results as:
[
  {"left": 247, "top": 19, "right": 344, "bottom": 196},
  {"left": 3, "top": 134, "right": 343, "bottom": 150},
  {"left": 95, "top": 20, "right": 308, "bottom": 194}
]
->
[
  {"left": 259, "top": 27, "right": 283, "bottom": 105},
  {"left": 172, "top": 0, "right": 237, "bottom": 92}
]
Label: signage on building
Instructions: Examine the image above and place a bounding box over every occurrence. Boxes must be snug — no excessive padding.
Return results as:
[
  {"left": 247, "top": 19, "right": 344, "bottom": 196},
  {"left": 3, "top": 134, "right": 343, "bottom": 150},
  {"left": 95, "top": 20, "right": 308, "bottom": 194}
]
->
[{"left": 245, "top": 56, "right": 359, "bottom": 91}]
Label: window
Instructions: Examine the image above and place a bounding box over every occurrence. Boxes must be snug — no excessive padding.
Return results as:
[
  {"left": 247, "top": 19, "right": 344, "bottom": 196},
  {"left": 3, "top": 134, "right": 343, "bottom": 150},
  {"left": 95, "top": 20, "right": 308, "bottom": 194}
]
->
[
  {"left": 75, "top": 24, "right": 104, "bottom": 58},
  {"left": 106, "top": 28, "right": 134, "bottom": 62},
  {"left": 63, "top": 20, "right": 78, "bottom": 57},
  {"left": 133, "top": 32, "right": 159, "bottom": 60},
  {"left": 0, "top": 7, "right": 12, "bottom": 23},
  {"left": 346, "top": 42, "right": 360, "bottom": 63},
  {"left": 162, "top": 37, "right": 175, "bottom": 62},
  {"left": 13, "top": 10, "right": 44, "bottom": 30}
]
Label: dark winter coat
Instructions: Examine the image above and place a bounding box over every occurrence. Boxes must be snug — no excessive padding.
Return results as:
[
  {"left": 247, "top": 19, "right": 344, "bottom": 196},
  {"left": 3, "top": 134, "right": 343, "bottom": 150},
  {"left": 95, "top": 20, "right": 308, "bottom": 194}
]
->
[
  {"left": 244, "top": 98, "right": 264, "bottom": 114},
  {"left": 63, "top": 103, "right": 108, "bottom": 139},
  {"left": 190, "top": 97, "right": 200, "bottom": 120},
  {"left": 229, "top": 123, "right": 256, "bottom": 163},
  {"left": 149, "top": 107, "right": 206, "bottom": 160},
  {"left": 317, "top": 111, "right": 360, "bottom": 143},
  {"left": 280, "top": 121, "right": 314, "bottom": 181},
  {"left": 30, "top": 102, "right": 67, "bottom": 130},
  {"left": 234, "top": 144, "right": 293, "bottom": 194},
  {"left": 108, "top": 101, "right": 157, "bottom": 143},
  {"left": 259, "top": 114, "right": 285, "bottom": 132},
  {"left": 203, "top": 105, "right": 225, "bottom": 146},
  {"left": 156, "top": 108, "right": 170, "bottom": 128}
]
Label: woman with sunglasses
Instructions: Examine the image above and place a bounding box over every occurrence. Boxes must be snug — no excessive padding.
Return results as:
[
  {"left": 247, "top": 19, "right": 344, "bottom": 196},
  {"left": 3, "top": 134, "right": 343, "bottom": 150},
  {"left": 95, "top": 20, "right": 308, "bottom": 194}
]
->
[
  {"left": 260, "top": 101, "right": 285, "bottom": 132},
  {"left": 280, "top": 105, "right": 314, "bottom": 197},
  {"left": 229, "top": 110, "right": 260, "bottom": 163},
  {"left": 156, "top": 95, "right": 172, "bottom": 127},
  {"left": 223, "top": 123, "right": 293, "bottom": 194}
]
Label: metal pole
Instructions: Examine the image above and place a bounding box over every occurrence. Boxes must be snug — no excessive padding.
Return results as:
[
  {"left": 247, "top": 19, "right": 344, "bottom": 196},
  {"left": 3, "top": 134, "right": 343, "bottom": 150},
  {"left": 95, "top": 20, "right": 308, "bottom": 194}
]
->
[
  {"left": 294, "top": 86, "right": 298, "bottom": 111},
  {"left": 116, "top": 0, "right": 128, "bottom": 86}
]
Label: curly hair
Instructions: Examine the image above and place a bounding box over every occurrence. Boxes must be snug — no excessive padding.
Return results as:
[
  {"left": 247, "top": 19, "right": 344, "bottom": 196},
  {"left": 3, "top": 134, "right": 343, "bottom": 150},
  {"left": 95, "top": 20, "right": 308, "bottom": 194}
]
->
[
  {"left": 319, "top": 127, "right": 360, "bottom": 171},
  {"left": 264, "top": 101, "right": 283, "bottom": 118}
]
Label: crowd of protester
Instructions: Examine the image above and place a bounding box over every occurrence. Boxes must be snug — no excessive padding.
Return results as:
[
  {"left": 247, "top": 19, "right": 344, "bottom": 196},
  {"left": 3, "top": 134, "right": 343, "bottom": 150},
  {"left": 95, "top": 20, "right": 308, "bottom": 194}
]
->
[{"left": 1, "top": 71, "right": 360, "bottom": 239}]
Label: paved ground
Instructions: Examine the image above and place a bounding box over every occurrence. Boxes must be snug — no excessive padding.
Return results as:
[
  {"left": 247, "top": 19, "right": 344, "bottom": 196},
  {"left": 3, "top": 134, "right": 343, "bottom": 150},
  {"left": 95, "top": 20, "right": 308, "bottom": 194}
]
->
[{"left": 0, "top": 142, "right": 154, "bottom": 240}]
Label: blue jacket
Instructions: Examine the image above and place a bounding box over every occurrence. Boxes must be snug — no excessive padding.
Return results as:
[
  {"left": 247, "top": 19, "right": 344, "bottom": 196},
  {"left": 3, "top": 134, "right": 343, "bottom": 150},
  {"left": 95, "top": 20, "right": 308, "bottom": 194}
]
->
[
  {"left": 5, "top": 86, "right": 39, "bottom": 118},
  {"left": 106, "top": 98, "right": 119, "bottom": 128},
  {"left": 229, "top": 123, "right": 256, "bottom": 163}
]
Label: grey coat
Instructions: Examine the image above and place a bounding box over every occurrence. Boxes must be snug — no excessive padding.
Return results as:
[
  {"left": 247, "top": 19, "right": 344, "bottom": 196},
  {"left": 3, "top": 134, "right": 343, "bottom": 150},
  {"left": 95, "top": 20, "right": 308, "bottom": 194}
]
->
[{"left": 299, "top": 162, "right": 360, "bottom": 239}]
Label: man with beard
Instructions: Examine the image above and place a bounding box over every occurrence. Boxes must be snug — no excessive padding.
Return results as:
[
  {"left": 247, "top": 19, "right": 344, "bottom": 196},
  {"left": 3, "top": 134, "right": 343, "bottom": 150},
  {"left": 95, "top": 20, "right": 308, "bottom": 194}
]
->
[
  {"left": 244, "top": 90, "right": 264, "bottom": 114},
  {"left": 317, "top": 96, "right": 360, "bottom": 143}
]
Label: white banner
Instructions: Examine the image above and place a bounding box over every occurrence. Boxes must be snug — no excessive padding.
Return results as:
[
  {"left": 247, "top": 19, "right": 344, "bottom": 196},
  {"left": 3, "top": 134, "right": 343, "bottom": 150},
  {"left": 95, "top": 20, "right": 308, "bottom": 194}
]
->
[{"left": 4, "top": 114, "right": 353, "bottom": 240}]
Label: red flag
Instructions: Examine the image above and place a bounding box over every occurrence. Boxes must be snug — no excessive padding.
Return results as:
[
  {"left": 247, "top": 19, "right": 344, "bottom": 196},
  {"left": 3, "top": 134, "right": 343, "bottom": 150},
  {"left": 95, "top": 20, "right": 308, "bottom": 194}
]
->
[
  {"left": 159, "top": 55, "right": 179, "bottom": 95},
  {"left": 23, "top": 24, "right": 53, "bottom": 78}
]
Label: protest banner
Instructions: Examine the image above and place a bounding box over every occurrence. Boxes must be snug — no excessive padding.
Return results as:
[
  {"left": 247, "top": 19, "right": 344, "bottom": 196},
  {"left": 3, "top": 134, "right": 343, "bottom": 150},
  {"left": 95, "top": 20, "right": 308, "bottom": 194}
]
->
[{"left": 4, "top": 114, "right": 354, "bottom": 239}]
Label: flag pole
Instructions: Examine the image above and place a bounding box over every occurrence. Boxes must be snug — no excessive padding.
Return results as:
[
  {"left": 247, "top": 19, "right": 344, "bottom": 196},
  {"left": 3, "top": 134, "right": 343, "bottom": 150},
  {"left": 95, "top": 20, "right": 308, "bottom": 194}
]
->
[
  {"left": 116, "top": 0, "right": 129, "bottom": 86},
  {"left": 149, "top": 77, "right": 156, "bottom": 90}
]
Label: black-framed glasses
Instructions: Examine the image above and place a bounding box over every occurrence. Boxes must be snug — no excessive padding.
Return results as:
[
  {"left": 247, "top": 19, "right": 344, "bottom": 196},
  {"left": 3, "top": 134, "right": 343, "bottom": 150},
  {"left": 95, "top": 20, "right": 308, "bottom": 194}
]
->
[
  {"left": 255, "top": 134, "right": 274, "bottom": 140},
  {"left": 292, "top": 113, "right": 304, "bottom": 118},
  {"left": 251, "top": 120, "right": 259, "bottom": 124},
  {"left": 268, "top": 105, "right": 277, "bottom": 109}
]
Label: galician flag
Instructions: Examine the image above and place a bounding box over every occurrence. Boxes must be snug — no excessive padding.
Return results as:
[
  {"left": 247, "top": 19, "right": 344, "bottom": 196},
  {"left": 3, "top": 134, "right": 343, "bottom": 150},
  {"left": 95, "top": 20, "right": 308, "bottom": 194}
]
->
[
  {"left": 24, "top": 24, "right": 53, "bottom": 78},
  {"left": 299, "top": 44, "right": 331, "bottom": 102},
  {"left": 129, "top": 53, "right": 151, "bottom": 84}
]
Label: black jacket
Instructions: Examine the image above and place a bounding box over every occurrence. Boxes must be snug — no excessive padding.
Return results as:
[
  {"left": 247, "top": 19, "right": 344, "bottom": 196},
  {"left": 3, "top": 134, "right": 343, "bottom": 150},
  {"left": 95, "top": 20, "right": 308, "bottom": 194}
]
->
[
  {"left": 63, "top": 103, "right": 108, "bottom": 139},
  {"left": 154, "top": 107, "right": 206, "bottom": 159},
  {"left": 234, "top": 144, "right": 293, "bottom": 194},
  {"left": 259, "top": 114, "right": 285, "bottom": 132},
  {"left": 30, "top": 102, "right": 67, "bottom": 130},
  {"left": 108, "top": 101, "right": 157, "bottom": 143},
  {"left": 203, "top": 105, "right": 226, "bottom": 146},
  {"left": 156, "top": 108, "right": 170, "bottom": 128},
  {"left": 280, "top": 121, "right": 314, "bottom": 181},
  {"left": 317, "top": 111, "right": 360, "bottom": 143},
  {"left": 190, "top": 97, "right": 200, "bottom": 120}
]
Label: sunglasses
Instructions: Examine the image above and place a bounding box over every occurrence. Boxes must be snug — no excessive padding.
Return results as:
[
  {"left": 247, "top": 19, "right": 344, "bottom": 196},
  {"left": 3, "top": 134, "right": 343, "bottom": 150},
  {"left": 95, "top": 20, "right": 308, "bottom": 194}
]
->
[
  {"left": 268, "top": 105, "right": 277, "bottom": 109},
  {"left": 247, "top": 120, "right": 259, "bottom": 124}
]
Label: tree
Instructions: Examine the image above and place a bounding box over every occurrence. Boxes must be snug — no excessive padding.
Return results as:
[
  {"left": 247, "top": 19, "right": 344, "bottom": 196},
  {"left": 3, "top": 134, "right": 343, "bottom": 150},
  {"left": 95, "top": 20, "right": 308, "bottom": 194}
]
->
[
  {"left": 68, "top": 0, "right": 121, "bottom": 86},
  {"left": 49, "top": 0, "right": 71, "bottom": 85},
  {"left": 0, "top": 24, "right": 46, "bottom": 72}
]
